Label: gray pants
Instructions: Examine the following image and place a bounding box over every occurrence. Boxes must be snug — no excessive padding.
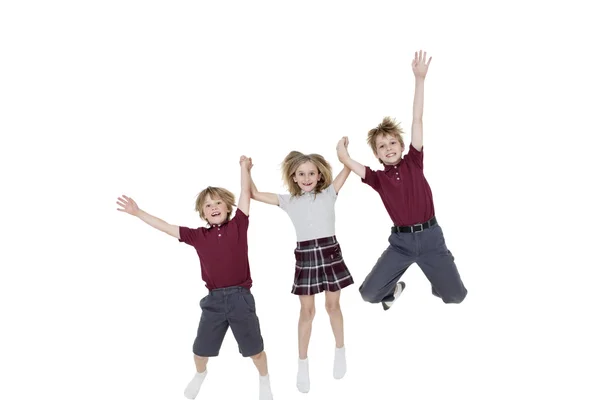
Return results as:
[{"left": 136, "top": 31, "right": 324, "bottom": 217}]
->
[
  {"left": 359, "top": 224, "right": 467, "bottom": 304},
  {"left": 193, "top": 286, "right": 264, "bottom": 357}
]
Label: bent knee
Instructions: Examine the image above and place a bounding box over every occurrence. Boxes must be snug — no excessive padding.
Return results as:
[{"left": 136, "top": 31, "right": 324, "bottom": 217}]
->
[
  {"left": 359, "top": 286, "right": 380, "bottom": 303},
  {"left": 443, "top": 290, "right": 467, "bottom": 304}
]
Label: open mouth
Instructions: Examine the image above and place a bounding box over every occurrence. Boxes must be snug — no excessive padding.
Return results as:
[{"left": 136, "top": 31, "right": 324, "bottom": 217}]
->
[
  {"left": 210, "top": 211, "right": 221, "bottom": 217},
  {"left": 385, "top": 152, "right": 397, "bottom": 158}
]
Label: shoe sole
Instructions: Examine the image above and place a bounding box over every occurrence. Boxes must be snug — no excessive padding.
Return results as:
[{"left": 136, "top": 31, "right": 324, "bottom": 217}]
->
[{"left": 382, "top": 281, "right": 406, "bottom": 311}]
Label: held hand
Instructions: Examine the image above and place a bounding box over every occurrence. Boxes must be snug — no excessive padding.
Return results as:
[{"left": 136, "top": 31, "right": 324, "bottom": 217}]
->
[
  {"left": 412, "top": 50, "right": 432, "bottom": 79},
  {"left": 116, "top": 195, "right": 140, "bottom": 216},
  {"left": 336, "top": 136, "right": 349, "bottom": 161},
  {"left": 239, "top": 155, "right": 253, "bottom": 170}
]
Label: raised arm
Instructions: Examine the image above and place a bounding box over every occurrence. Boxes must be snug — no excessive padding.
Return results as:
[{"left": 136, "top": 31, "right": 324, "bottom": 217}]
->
[
  {"left": 116, "top": 195, "right": 180, "bottom": 239},
  {"left": 238, "top": 156, "right": 252, "bottom": 215},
  {"left": 333, "top": 165, "right": 351, "bottom": 194},
  {"left": 411, "top": 50, "right": 431, "bottom": 151},
  {"left": 248, "top": 162, "right": 279, "bottom": 206},
  {"left": 336, "top": 136, "right": 366, "bottom": 180}
]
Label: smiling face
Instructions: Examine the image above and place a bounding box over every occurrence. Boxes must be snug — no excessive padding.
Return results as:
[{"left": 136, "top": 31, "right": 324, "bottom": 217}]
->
[
  {"left": 292, "top": 161, "right": 321, "bottom": 193},
  {"left": 202, "top": 195, "right": 229, "bottom": 225},
  {"left": 375, "top": 134, "right": 405, "bottom": 165}
]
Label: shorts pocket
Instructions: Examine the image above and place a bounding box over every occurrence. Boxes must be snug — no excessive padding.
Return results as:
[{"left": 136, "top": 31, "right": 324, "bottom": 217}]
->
[{"left": 241, "top": 293, "right": 256, "bottom": 313}]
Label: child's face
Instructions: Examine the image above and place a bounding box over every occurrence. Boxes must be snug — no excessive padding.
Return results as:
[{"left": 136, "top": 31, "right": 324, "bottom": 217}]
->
[
  {"left": 375, "top": 134, "right": 404, "bottom": 165},
  {"left": 202, "top": 195, "right": 228, "bottom": 225},
  {"left": 293, "top": 161, "right": 321, "bottom": 193}
]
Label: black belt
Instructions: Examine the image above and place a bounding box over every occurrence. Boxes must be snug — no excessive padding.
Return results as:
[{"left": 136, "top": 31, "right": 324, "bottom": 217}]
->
[{"left": 391, "top": 216, "right": 437, "bottom": 233}]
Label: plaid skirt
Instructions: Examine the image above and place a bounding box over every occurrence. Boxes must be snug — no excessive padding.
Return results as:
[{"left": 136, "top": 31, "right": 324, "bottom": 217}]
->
[{"left": 291, "top": 235, "right": 354, "bottom": 296}]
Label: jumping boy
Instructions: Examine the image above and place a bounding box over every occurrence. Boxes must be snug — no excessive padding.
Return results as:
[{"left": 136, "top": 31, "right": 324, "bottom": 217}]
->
[{"left": 336, "top": 50, "right": 468, "bottom": 310}]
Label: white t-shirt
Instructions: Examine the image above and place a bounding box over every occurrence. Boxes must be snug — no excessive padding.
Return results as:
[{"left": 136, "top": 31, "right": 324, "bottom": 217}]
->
[{"left": 277, "top": 184, "right": 337, "bottom": 242}]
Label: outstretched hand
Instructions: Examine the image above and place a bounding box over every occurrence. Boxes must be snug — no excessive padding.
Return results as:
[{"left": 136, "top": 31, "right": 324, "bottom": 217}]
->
[
  {"left": 116, "top": 195, "right": 140, "bottom": 216},
  {"left": 240, "top": 155, "right": 253, "bottom": 170},
  {"left": 412, "top": 50, "right": 432, "bottom": 79}
]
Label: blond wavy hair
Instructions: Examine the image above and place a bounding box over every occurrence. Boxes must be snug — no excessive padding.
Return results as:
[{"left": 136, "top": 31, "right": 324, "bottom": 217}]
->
[
  {"left": 194, "top": 186, "right": 236, "bottom": 223},
  {"left": 281, "top": 151, "right": 333, "bottom": 197},
  {"left": 367, "top": 116, "right": 405, "bottom": 164}
]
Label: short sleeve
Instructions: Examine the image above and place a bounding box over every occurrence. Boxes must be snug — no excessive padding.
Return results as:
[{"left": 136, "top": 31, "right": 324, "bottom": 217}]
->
[
  {"left": 361, "top": 166, "right": 382, "bottom": 191},
  {"left": 324, "top": 184, "right": 338, "bottom": 199},
  {"left": 179, "top": 226, "right": 202, "bottom": 246},
  {"left": 232, "top": 208, "right": 249, "bottom": 232},
  {"left": 405, "top": 144, "right": 424, "bottom": 169},
  {"left": 277, "top": 193, "right": 291, "bottom": 211}
]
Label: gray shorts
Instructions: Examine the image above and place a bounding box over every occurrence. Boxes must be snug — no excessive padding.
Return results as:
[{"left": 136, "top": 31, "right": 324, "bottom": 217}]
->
[{"left": 193, "top": 286, "right": 264, "bottom": 358}]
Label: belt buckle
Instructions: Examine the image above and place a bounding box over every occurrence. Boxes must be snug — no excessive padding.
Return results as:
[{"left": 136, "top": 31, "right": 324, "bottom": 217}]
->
[{"left": 413, "top": 223, "right": 423, "bottom": 232}]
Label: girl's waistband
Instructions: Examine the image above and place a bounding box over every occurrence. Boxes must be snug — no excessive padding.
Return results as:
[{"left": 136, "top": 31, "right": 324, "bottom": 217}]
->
[{"left": 296, "top": 235, "right": 338, "bottom": 250}]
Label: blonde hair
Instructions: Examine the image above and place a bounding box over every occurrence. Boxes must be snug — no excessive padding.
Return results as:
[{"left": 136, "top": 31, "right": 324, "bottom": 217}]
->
[
  {"left": 281, "top": 151, "right": 333, "bottom": 197},
  {"left": 194, "top": 187, "right": 236, "bottom": 223},
  {"left": 367, "top": 116, "right": 405, "bottom": 164}
]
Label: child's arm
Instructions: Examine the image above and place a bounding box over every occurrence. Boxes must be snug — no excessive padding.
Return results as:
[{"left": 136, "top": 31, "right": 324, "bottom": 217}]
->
[
  {"left": 116, "top": 195, "right": 180, "bottom": 239},
  {"left": 411, "top": 50, "right": 432, "bottom": 152},
  {"left": 336, "top": 136, "right": 366, "bottom": 180},
  {"left": 248, "top": 163, "right": 280, "bottom": 206},
  {"left": 238, "top": 156, "right": 252, "bottom": 215},
  {"left": 333, "top": 165, "right": 351, "bottom": 194},
  {"left": 332, "top": 137, "right": 352, "bottom": 193}
]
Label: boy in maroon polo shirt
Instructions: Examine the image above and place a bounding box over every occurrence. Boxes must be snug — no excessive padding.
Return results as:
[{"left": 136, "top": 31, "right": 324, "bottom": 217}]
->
[
  {"left": 336, "top": 50, "right": 467, "bottom": 310},
  {"left": 116, "top": 156, "right": 273, "bottom": 400}
]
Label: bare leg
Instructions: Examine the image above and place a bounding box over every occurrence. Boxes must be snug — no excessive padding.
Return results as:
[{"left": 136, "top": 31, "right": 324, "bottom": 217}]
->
[
  {"left": 193, "top": 355, "right": 208, "bottom": 373},
  {"left": 250, "top": 351, "right": 269, "bottom": 376},
  {"left": 325, "top": 290, "right": 347, "bottom": 379},
  {"left": 324, "top": 290, "right": 344, "bottom": 348},
  {"left": 251, "top": 351, "right": 273, "bottom": 400},
  {"left": 298, "top": 295, "right": 316, "bottom": 359},
  {"left": 184, "top": 355, "right": 209, "bottom": 399},
  {"left": 297, "top": 295, "right": 315, "bottom": 393}
]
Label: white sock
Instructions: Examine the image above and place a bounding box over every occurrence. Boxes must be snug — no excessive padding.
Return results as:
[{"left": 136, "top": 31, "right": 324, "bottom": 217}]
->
[
  {"left": 184, "top": 370, "right": 207, "bottom": 400},
  {"left": 333, "top": 346, "right": 346, "bottom": 379},
  {"left": 259, "top": 374, "right": 273, "bottom": 400},
  {"left": 296, "top": 358, "right": 310, "bottom": 393}
]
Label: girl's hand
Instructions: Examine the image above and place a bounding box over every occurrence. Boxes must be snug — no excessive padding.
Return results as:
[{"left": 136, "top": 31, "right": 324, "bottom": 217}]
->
[{"left": 240, "top": 155, "right": 253, "bottom": 170}]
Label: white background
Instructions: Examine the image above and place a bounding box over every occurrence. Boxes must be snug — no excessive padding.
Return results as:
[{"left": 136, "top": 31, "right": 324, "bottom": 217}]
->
[{"left": 1, "top": 1, "right": 599, "bottom": 399}]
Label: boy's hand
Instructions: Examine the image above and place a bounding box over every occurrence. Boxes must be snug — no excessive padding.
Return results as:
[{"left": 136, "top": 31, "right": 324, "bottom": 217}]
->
[
  {"left": 336, "top": 136, "right": 349, "bottom": 161},
  {"left": 412, "top": 50, "right": 432, "bottom": 79},
  {"left": 116, "top": 195, "right": 140, "bottom": 216},
  {"left": 239, "top": 155, "right": 253, "bottom": 170}
]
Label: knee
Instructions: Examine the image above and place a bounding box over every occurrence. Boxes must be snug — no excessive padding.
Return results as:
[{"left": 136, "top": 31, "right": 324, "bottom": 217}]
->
[
  {"left": 250, "top": 351, "right": 265, "bottom": 361},
  {"left": 194, "top": 355, "right": 209, "bottom": 363},
  {"left": 299, "top": 306, "right": 316, "bottom": 322},
  {"left": 325, "top": 300, "right": 340, "bottom": 315},
  {"left": 443, "top": 289, "right": 467, "bottom": 304},
  {"left": 359, "top": 284, "right": 379, "bottom": 303}
]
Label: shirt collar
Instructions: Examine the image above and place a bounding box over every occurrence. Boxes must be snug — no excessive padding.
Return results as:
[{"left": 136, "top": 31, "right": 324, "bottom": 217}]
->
[{"left": 383, "top": 160, "right": 401, "bottom": 173}]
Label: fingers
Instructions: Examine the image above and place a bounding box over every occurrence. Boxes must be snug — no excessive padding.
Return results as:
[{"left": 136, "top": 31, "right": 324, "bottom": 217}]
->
[{"left": 414, "top": 50, "right": 431, "bottom": 66}]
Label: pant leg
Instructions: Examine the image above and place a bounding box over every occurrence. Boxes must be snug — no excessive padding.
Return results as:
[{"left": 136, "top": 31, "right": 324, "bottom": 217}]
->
[
  {"left": 415, "top": 224, "right": 467, "bottom": 304},
  {"left": 227, "top": 290, "right": 264, "bottom": 357},
  {"left": 193, "top": 293, "right": 230, "bottom": 357},
  {"left": 359, "top": 232, "right": 417, "bottom": 303}
]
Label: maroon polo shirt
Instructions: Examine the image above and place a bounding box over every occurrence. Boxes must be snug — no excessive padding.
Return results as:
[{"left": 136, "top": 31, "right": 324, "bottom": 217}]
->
[
  {"left": 178, "top": 208, "right": 252, "bottom": 290},
  {"left": 362, "top": 144, "right": 435, "bottom": 226}
]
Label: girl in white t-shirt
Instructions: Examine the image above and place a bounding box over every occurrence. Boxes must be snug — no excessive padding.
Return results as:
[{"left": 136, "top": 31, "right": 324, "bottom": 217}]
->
[{"left": 249, "top": 144, "right": 354, "bottom": 394}]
